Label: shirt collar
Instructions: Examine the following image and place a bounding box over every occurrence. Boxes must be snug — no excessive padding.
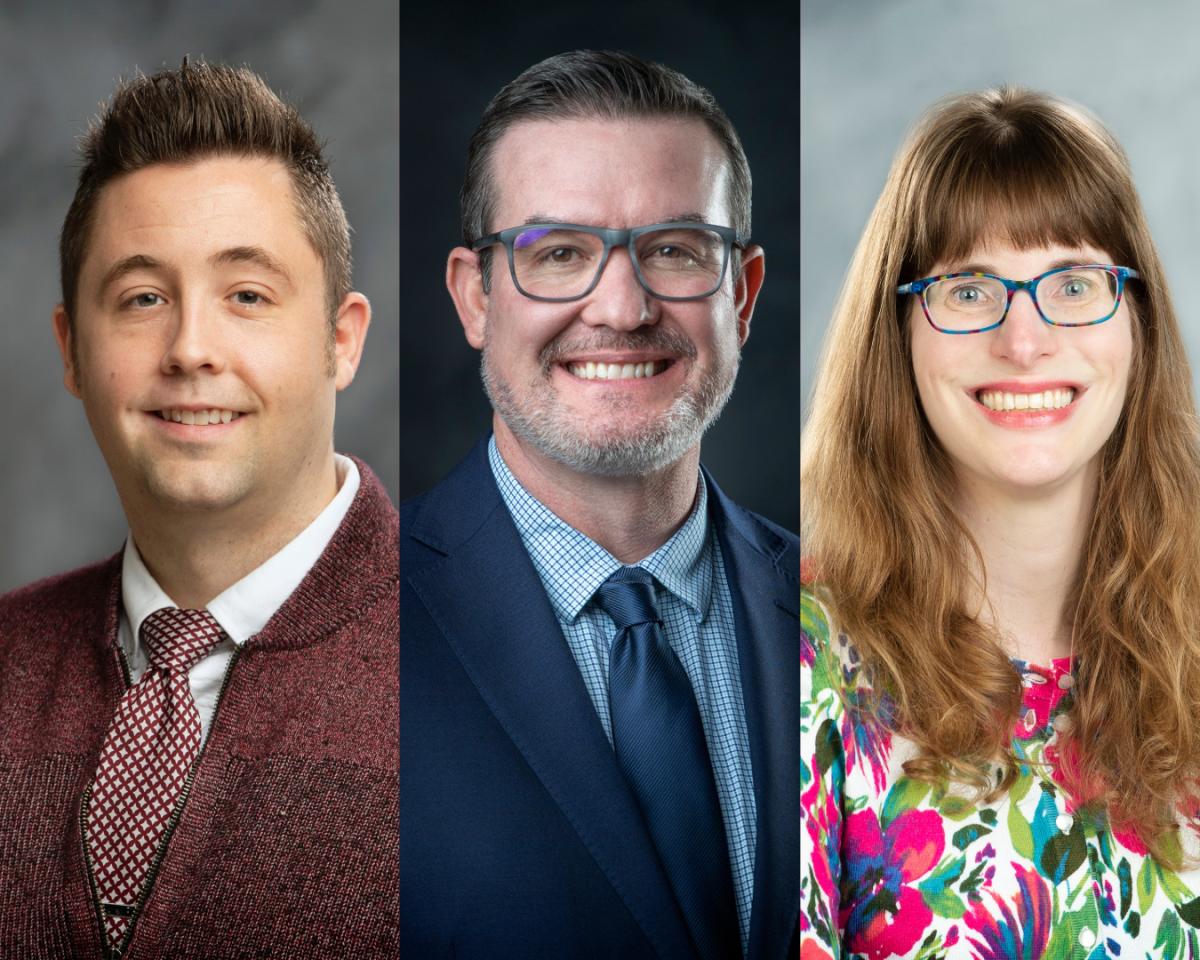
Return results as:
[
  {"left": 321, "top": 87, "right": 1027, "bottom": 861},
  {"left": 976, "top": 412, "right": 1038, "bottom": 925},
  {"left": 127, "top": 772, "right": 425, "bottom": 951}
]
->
[
  {"left": 487, "top": 437, "right": 712, "bottom": 624},
  {"left": 121, "top": 454, "right": 360, "bottom": 645}
]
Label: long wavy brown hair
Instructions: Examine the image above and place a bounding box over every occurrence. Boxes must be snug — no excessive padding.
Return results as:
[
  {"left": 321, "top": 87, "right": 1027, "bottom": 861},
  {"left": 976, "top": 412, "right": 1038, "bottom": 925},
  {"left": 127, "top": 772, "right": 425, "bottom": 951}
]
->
[{"left": 801, "top": 86, "right": 1200, "bottom": 867}]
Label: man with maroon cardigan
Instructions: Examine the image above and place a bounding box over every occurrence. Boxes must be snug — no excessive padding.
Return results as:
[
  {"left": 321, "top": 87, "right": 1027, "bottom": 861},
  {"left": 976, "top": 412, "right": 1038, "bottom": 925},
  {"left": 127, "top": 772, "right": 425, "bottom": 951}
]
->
[{"left": 0, "top": 61, "right": 398, "bottom": 957}]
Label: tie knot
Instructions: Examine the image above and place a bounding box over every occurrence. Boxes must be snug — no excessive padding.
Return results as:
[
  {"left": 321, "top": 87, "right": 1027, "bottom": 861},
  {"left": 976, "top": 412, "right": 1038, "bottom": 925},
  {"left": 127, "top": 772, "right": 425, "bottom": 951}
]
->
[
  {"left": 140, "top": 607, "right": 225, "bottom": 672},
  {"left": 594, "top": 567, "right": 661, "bottom": 631}
]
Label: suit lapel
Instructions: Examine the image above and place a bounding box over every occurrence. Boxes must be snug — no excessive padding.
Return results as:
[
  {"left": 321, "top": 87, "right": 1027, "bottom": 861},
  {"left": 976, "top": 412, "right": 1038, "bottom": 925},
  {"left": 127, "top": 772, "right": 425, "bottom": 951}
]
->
[
  {"left": 406, "top": 443, "right": 697, "bottom": 959},
  {"left": 707, "top": 471, "right": 800, "bottom": 960}
]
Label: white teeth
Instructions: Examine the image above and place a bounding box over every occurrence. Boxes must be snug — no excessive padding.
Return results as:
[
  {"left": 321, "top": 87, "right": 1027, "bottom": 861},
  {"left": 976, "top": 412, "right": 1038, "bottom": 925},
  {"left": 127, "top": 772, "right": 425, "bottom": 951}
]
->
[
  {"left": 977, "top": 389, "right": 1076, "bottom": 412},
  {"left": 567, "top": 361, "right": 665, "bottom": 381},
  {"left": 160, "top": 408, "right": 242, "bottom": 424}
]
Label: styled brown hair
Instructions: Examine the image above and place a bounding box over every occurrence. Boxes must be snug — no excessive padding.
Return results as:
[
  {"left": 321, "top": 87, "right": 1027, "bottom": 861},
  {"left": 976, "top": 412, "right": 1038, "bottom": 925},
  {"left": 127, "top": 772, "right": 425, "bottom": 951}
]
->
[
  {"left": 59, "top": 58, "right": 351, "bottom": 325},
  {"left": 802, "top": 87, "right": 1200, "bottom": 866}
]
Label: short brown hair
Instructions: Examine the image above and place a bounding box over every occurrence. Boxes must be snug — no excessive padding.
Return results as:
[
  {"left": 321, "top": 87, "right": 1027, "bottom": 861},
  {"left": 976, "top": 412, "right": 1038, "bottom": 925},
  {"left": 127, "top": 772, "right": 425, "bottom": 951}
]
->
[{"left": 59, "top": 58, "right": 351, "bottom": 325}]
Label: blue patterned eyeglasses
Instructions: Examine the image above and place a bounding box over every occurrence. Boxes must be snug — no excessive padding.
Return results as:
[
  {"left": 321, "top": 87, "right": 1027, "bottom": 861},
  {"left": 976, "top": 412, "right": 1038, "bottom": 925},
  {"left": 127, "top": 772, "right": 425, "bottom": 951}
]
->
[{"left": 897, "top": 264, "right": 1140, "bottom": 334}]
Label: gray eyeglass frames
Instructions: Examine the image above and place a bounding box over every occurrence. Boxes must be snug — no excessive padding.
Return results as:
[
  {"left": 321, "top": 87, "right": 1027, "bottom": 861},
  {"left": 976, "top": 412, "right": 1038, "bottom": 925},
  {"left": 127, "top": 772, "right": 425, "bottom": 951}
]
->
[{"left": 470, "top": 222, "right": 747, "bottom": 302}]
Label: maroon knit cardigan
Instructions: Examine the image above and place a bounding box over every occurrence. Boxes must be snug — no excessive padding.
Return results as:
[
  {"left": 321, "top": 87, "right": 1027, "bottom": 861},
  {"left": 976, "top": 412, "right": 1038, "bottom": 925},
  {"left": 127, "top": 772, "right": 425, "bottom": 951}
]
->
[{"left": 0, "top": 458, "right": 398, "bottom": 958}]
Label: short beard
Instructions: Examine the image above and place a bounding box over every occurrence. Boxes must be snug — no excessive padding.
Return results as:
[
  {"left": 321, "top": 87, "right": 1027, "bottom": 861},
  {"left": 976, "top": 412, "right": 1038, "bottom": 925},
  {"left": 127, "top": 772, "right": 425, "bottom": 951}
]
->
[{"left": 481, "top": 326, "right": 739, "bottom": 478}]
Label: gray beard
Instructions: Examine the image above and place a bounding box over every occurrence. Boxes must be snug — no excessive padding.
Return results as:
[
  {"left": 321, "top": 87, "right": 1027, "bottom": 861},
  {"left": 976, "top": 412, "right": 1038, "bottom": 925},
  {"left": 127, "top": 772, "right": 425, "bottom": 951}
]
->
[{"left": 480, "top": 338, "right": 739, "bottom": 478}]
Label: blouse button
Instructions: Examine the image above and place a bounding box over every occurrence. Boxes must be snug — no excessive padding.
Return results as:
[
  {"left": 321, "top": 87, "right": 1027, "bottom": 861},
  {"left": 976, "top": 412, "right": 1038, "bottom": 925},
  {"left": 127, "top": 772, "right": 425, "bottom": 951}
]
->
[
  {"left": 1056, "top": 813, "right": 1074, "bottom": 834},
  {"left": 1053, "top": 714, "right": 1072, "bottom": 734},
  {"left": 1079, "top": 927, "right": 1096, "bottom": 948},
  {"left": 1058, "top": 673, "right": 1074, "bottom": 690}
]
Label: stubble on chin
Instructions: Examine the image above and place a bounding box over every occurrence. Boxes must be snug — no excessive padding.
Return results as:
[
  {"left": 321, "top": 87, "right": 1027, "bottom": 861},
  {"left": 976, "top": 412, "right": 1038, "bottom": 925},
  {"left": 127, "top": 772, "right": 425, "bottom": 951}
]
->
[{"left": 480, "top": 329, "right": 739, "bottom": 478}]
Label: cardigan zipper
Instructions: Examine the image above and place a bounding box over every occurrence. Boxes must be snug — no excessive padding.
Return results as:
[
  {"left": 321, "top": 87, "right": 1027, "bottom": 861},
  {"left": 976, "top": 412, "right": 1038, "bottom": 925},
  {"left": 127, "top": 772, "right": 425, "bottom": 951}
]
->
[
  {"left": 80, "top": 645, "right": 243, "bottom": 958},
  {"left": 76, "top": 637, "right": 137, "bottom": 957}
]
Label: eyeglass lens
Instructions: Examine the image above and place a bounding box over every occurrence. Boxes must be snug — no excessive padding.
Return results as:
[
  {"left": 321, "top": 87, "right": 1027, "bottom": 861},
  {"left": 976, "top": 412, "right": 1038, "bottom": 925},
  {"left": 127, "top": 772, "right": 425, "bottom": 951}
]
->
[
  {"left": 510, "top": 226, "right": 728, "bottom": 299},
  {"left": 924, "top": 268, "right": 1121, "bottom": 332}
]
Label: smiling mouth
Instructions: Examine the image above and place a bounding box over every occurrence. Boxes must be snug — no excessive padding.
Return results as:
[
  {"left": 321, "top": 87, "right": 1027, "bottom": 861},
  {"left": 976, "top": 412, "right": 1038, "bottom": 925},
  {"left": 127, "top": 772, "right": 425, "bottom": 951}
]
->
[
  {"left": 975, "top": 388, "right": 1077, "bottom": 412},
  {"left": 156, "top": 408, "right": 243, "bottom": 425},
  {"left": 565, "top": 360, "right": 673, "bottom": 381}
]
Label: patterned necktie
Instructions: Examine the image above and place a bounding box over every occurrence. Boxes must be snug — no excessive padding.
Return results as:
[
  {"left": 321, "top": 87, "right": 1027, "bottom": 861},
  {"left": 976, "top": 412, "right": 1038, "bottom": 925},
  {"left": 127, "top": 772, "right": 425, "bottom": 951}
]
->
[
  {"left": 595, "top": 567, "right": 739, "bottom": 960},
  {"left": 86, "top": 607, "right": 225, "bottom": 950}
]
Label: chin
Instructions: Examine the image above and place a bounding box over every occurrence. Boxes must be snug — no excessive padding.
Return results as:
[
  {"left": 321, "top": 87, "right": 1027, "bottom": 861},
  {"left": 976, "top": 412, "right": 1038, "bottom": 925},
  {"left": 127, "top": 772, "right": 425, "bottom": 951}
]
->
[
  {"left": 139, "top": 461, "right": 256, "bottom": 511},
  {"left": 986, "top": 461, "right": 1082, "bottom": 494}
]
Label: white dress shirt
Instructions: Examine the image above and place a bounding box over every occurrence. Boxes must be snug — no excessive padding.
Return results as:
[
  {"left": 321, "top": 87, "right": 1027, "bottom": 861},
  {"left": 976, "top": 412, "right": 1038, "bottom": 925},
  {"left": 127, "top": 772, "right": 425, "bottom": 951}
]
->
[{"left": 118, "top": 455, "right": 360, "bottom": 743}]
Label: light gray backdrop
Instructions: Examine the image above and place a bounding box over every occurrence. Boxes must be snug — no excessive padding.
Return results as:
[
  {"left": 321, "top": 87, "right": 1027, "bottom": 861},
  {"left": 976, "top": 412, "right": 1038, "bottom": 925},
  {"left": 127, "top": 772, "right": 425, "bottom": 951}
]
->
[
  {"left": 802, "top": 0, "right": 1200, "bottom": 427},
  {"left": 0, "top": 0, "right": 398, "bottom": 592}
]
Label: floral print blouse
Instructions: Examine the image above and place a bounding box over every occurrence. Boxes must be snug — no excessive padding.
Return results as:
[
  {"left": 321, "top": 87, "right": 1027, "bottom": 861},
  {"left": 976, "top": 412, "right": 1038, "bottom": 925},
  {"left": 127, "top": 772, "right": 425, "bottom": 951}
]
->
[{"left": 801, "top": 588, "right": 1200, "bottom": 960}]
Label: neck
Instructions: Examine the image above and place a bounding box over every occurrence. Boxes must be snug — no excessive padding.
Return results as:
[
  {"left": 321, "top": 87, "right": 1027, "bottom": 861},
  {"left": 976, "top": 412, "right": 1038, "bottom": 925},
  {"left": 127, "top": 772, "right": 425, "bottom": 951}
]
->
[
  {"left": 957, "top": 466, "right": 1098, "bottom": 666},
  {"left": 125, "top": 456, "right": 341, "bottom": 609},
  {"left": 494, "top": 420, "right": 700, "bottom": 564}
]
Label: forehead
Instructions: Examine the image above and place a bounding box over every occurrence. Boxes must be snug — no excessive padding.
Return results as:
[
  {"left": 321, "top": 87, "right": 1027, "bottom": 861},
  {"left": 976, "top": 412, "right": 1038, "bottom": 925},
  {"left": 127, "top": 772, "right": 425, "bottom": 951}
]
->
[
  {"left": 488, "top": 116, "right": 732, "bottom": 229},
  {"left": 81, "top": 156, "right": 316, "bottom": 283}
]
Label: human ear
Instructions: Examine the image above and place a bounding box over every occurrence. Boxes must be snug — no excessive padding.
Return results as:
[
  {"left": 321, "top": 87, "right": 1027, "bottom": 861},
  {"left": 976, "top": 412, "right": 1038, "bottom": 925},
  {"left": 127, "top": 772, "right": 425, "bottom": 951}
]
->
[
  {"left": 52, "top": 304, "right": 82, "bottom": 398},
  {"left": 332, "top": 292, "right": 372, "bottom": 390},
  {"left": 446, "top": 247, "right": 488, "bottom": 350},
  {"left": 733, "top": 245, "right": 765, "bottom": 346}
]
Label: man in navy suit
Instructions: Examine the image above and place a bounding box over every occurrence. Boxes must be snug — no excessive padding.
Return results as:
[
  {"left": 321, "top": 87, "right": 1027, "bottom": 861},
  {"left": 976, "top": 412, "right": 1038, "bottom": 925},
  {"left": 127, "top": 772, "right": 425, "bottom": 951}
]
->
[{"left": 401, "top": 51, "right": 798, "bottom": 959}]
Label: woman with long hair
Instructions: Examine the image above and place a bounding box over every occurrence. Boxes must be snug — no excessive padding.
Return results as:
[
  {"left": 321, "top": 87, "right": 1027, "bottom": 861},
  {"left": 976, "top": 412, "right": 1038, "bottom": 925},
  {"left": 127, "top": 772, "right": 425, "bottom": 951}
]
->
[{"left": 801, "top": 87, "right": 1200, "bottom": 958}]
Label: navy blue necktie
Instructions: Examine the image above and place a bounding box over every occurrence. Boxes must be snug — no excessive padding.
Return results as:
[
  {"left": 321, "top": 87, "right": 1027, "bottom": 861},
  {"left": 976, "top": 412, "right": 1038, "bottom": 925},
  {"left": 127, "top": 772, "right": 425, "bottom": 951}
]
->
[{"left": 595, "top": 566, "right": 739, "bottom": 960}]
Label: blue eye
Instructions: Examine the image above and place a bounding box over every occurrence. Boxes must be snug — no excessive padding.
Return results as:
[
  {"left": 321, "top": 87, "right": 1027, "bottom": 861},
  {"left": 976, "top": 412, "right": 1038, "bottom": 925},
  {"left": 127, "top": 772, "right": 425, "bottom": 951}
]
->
[
  {"left": 234, "top": 291, "right": 266, "bottom": 305},
  {"left": 127, "top": 292, "right": 164, "bottom": 308}
]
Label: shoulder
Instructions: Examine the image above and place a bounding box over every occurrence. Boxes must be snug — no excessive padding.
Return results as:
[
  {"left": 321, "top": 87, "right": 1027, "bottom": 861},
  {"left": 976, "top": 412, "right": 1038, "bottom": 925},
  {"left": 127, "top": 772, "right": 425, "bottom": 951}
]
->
[
  {"left": 801, "top": 584, "right": 870, "bottom": 704},
  {"left": 0, "top": 554, "right": 120, "bottom": 656},
  {"left": 344, "top": 456, "right": 400, "bottom": 550},
  {"left": 702, "top": 468, "right": 799, "bottom": 579},
  {"left": 0, "top": 555, "right": 119, "bottom": 623},
  {"left": 401, "top": 438, "right": 506, "bottom": 567}
]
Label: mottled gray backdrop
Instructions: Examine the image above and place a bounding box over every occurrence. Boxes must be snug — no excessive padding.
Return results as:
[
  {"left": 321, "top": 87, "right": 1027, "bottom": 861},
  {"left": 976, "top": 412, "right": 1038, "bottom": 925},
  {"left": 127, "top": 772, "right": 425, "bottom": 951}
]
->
[
  {"left": 803, "top": 0, "right": 1200, "bottom": 425},
  {"left": 0, "top": 0, "right": 398, "bottom": 592}
]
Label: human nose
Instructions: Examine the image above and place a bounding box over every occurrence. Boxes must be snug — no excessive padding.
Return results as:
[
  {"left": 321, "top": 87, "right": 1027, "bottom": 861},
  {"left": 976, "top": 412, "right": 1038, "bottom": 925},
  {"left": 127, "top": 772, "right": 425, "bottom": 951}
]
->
[
  {"left": 577, "top": 245, "right": 660, "bottom": 330},
  {"left": 160, "top": 296, "right": 227, "bottom": 375},
  {"left": 989, "top": 287, "right": 1057, "bottom": 368}
]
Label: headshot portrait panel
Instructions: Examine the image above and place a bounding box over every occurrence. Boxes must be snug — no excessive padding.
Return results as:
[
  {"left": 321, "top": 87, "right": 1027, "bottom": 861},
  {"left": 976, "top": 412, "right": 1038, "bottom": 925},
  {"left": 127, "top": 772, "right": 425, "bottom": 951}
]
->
[
  {"left": 0, "top": 0, "right": 398, "bottom": 594},
  {"left": 400, "top": 4, "right": 799, "bottom": 957},
  {"left": 400, "top": 1, "right": 799, "bottom": 534},
  {"left": 0, "top": 2, "right": 399, "bottom": 956},
  {"left": 801, "top": 3, "right": 1200, "bottom": 958}
]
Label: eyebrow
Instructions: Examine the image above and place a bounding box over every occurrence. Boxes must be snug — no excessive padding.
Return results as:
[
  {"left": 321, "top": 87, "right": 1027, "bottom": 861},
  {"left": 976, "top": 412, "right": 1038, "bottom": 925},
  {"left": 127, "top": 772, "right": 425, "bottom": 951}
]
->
[
  {"left": 96, "top": 245, "right": 294, "bottom": 299},
  {"left": 98, "top": 254, "right": 163, "bottom": 298},
  {"left": 208, "top": 245, "right": 295, "bottom": 289}
]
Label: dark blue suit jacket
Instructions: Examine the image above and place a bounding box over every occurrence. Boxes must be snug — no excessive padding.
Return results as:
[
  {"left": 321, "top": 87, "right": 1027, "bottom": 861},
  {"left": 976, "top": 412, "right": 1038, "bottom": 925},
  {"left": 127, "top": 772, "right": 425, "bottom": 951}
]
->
[{"left": 400, "top": 440, "right": 799, "bottom": 959}]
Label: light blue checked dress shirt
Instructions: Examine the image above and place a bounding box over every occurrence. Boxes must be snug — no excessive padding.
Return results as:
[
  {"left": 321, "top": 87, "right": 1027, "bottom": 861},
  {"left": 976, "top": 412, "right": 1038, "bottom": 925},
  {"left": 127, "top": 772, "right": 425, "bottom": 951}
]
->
[{"left": 488, "top": 438, "right": 756, "bottom": 953}]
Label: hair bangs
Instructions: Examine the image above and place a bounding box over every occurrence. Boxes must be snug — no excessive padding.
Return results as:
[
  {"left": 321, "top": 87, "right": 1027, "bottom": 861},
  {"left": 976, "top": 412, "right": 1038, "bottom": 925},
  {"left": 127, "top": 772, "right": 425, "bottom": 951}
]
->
[{"left": 906, "top": 109, "right": 1132, "bottom": 277}]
